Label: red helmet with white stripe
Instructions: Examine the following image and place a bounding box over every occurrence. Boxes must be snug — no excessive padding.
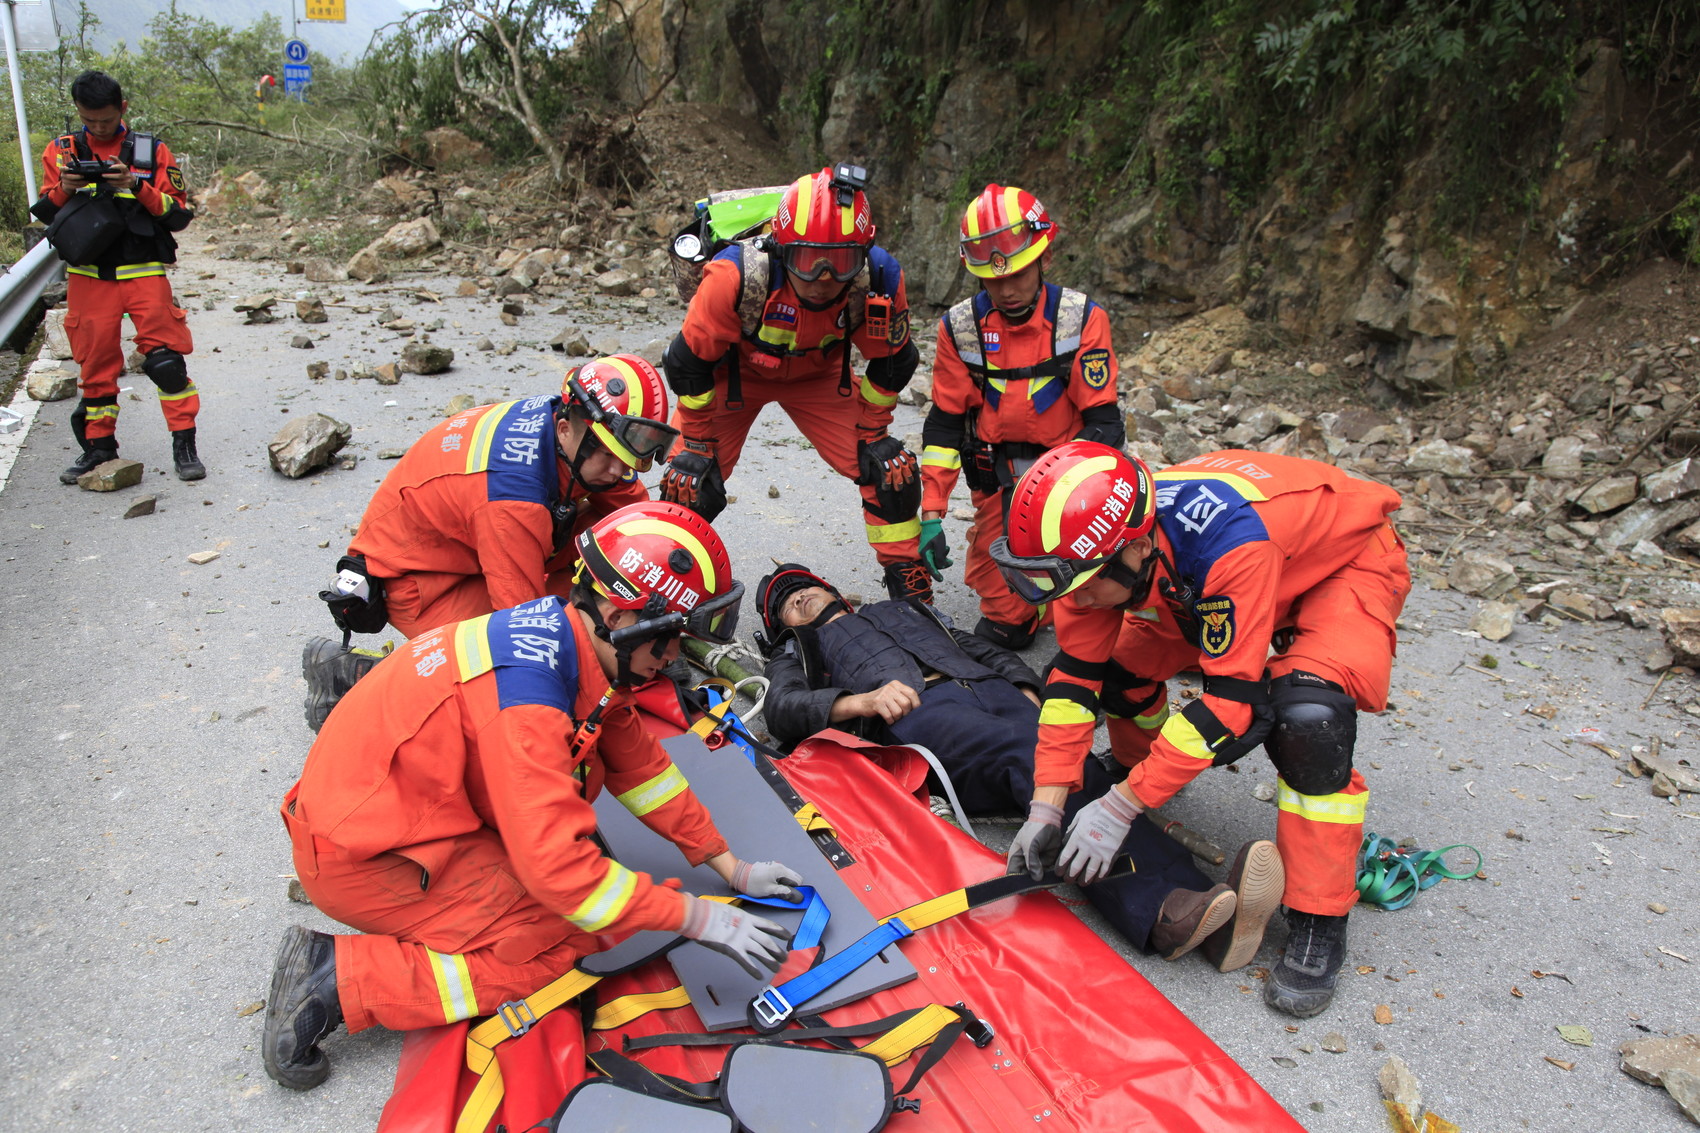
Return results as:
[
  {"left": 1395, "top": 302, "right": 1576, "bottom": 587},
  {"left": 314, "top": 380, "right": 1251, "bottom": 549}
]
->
[{"left": 959, "top": 184, "right": 1054, "bottom": 279}]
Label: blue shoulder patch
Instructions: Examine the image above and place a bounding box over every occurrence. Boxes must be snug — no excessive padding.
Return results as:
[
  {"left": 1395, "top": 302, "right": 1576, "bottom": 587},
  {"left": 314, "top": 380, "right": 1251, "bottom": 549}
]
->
[
  {"left": 488, "top": 596, "right": 581, "bottom": 713},
  {"left": 483, "top": 396, "right": 560, "bottom": 506},
  {"left": 1154, "top": 476, "right": 1270, "bottom": 586}
]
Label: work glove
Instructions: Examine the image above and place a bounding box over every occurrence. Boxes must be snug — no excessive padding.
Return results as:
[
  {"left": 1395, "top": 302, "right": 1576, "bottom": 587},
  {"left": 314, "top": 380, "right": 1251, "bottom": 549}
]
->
[
  {"left": 1057, "top": 787, "right": 1142, "bottom": 886},
  {"left": 918, "top": 517, "right": 952, "bottom": 579},
  {"left": 731, "top": 858, "right": 805, "bottom": 904},
  {"left": 855, "top": 432, "right": 919, "bottom": 495},
  {"left": 1005, "top": 799, "right": 1064, "bottom": 881},
  {"left": 660, "top": 437, "right": 728, "bottom": 521},
  {"left": 680, "top": 896, "right": 793, "bottom": 979}
]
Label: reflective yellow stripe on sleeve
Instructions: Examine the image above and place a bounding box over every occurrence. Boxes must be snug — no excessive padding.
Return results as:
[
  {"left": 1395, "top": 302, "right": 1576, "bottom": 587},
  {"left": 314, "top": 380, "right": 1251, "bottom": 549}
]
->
[
  {"left": 567, "top": 862, "right": 638, "bottom": 932},
  {"left": 921, "top": 445, "right": 961, "bottom": 470},
  {"left": 1134, "top": 702, "right": 1170, "bottom": 730},
  {"left": 452, "top": 615, "right": 495, "bottom": 682},
  {"left": 1038, "top": 698, "right": 1095, "bottom": 727},
  {"left": 681, "top": 390, "right": 715, "bottom": 411},
  {"left": 1276, "top": 782, "right": 1369, "bottom": 825},
  {"left": 1158, "top": 711, "right": 1218, "bottom": 761},
  {"left": 859, "top": 376, "right": 899, "bottom": 406},
  {"left": 615, "top": 765, "right": 689, "bottom": 817},
  {"left": 157, "top": 382, "right": 198, "bottom": 402},
  {"left": 865, "top": 518, "right": 921, "bottom": 544},
  {"left": 427, "top": 948, "right": 479, "bottom": 1023}
]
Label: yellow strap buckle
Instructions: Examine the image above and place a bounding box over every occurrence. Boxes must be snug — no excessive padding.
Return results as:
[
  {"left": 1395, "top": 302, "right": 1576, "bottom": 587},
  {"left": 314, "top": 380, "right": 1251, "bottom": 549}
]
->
[{"left": 496, "top": 999, "right": 537, "bottom": 1039}]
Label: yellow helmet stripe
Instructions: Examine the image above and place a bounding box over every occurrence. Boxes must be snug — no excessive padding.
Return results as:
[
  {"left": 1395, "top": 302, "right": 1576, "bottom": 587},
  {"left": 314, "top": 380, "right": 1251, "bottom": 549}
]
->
[
  {"left": 963, "top": 196, "right": 983, "bottom": 238},
  {"left": 604, "top": 355, "right": 646, "bottom": 418},
  {"left": 615, "top": 517, "right": 717, "bottom": 593},
  {"left": 1002, "top": 185, "right": 1023, "bottom": 228},
  {"left": 792, "top": 175, "right": 812, "bottom": 238},
  {"left": 1040, "top": 454, "right": 1119, "bottom": 553},
  {"left": 840, "top": 195, "right": 855, "bottom": 238}
]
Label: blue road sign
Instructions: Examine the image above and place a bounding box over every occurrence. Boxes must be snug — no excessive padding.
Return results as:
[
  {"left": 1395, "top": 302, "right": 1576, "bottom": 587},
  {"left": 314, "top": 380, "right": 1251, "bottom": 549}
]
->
[
  {"left": 284, "top": 39, "right": 309, "bottom": 64},
  {"left": 284, "top": 63, "right": 313, "bottom": 97}
]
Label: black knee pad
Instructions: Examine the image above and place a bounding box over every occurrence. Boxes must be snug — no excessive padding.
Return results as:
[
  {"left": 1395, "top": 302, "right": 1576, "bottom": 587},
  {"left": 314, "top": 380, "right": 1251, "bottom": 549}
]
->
[
  {"left": 1266, "top": 671, "right": 1357, "bottom": 796},
  {"left": 142, "top": 347, "right": 190, "bottom": 394},
  {"left": 1101, "top": 664, "right": 1162, "bottom": 721}
]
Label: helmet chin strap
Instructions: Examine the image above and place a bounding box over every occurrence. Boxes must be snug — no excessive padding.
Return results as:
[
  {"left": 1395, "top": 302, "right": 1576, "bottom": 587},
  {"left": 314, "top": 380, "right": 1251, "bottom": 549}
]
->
[
  {"left": 578, "top": 591, "right": 674, "bottom": 688},
  {"left": 1107, "top": 540, "right": 1165, "bottom": 610},
  {"left": 995, "top": 271, "right": 1044, "bottom": 324}
]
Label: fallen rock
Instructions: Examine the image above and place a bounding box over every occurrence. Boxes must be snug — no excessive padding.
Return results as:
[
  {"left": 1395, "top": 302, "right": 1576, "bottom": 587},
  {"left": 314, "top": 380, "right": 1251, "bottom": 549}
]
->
[
  {"left": 1548, "top": 588, "right": 1609, "bottom": 620},
  {"left": 596, "top": 268, "right": 639, "bottom": 296},
  {"left": 475, "top": 336, "right": 495, "bottom": 351},
  {"left": 400, "top": 342, "right": 454, "bottom": 375},
  {"left": 268, "top": 413, "right": 351, "bottom": 478},
  {"left": 304, "top": 260, "right": 348, "bottom": 283},
  {"left": 1378, "top": 1055, "right": 1422, "bottom": 1118},
  {"left": 1572, "top": 474, "right": 1638, "bottom": 514},
  {"left": 25, "top": 362, "right": 75, "bottom": 401},
  {"left": 187, "top": 550, "right": 220, "bottom": 565},
  {"left": 1665, "top": 1067, "right": 1700, "bottom": 1123},
  {"left": 290, "top": 334, "right": 314, "bottom": 349},
  {"left": 456, "top": 279, "right": 480, "bottom": 297},
  {"left": 1661, "top": 609, "right": 1700, "bottom": 668},
  {"left": 1470, "top": 600, "right": 1517, "bottom": 641},
  {"left": 370, "top": 216, "right": 441, "bottom": 259},
  {"left": 373, "top": 363, "right": 402, "bottom": 386},
  {"left": 1447, "top": 551, "right": 1518, "bottom": 599},
  {"left": 1645, "top": 458, "right": 1700, "bottom": 503},
  {"left": 1620, "top": 1034, "right": 1700, "bottom": 1086},
  {"left": 443, "top": 394, "right": 477, "bottom": 417},
  {"left": 42, "top": 308, "right": 73, "bottom": 358},
  {"left": 232, "top": 293, "right": 277, "bottom": 313},
  {"left": 77, "top": 458, "right": 143, "bottom": 492},
  {"left": 1542, "top": 435, "right": 1587, "bottom": 479},
  {"left": 122, "top": 494, "right": 157, "bottom": 518},
  {"left": 306, "top": 361, "right": 329, "bottom": 380},
  {"left": 1600, "top": 499, "right": 1700, "bottom": 551},
  {"left": 423, "top": 125, "right": 492, "bottom": 169},
  {"left": 1407, "top": 438, "right": 1476, "bottom": 476},
  {"left": 296, "top": 295, "right": 328, "bottom": 323}
]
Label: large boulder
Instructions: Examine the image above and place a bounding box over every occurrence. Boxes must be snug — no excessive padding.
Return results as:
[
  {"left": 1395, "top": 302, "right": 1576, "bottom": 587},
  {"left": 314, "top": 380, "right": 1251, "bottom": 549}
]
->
[
  {"left": 269, "top": 413, "right": 352, "bottom": 478},
  {"left": 347, "top": 218, "right": 443, "bottom": 280},
  {"left": 399, "top": 343, "right": 455, "bottom": 375},
  {"left": 424, "top": 126, "right": 492, "bottom": 170},
  {"left": 25, "top": 361, "right": 75, "bottom": 401}
]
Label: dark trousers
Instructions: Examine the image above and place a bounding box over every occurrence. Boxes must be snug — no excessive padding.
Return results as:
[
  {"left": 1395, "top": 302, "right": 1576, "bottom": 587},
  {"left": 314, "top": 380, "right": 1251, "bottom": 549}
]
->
[{"left": 887, "top": 677, "right": 1213, "bottom": 951}]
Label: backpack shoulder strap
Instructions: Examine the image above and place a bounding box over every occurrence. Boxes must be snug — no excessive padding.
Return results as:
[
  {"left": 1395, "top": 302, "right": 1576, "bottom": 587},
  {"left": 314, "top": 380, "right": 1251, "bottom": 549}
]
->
[
  {"left": 732, "top": 238, "right": 775, "bottom": 340},
  {"left": 1052, "top": 286, "right": 1089, "bottom": 355}
]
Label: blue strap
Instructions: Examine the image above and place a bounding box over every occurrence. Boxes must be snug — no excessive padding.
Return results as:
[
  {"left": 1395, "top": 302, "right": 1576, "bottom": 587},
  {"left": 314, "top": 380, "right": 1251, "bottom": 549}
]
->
[
  {"left": 736, "top": 886, "right": 830, "bottom": 952},
  {"left": 751, "top": 918, "right": 914, "bottom": 1031}
]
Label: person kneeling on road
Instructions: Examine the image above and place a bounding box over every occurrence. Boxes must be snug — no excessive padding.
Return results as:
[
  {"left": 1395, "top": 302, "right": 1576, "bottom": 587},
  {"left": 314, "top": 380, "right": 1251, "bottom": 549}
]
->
[
  {"left": 264, "top": 501, "right": 804, "bottom": 1090},
  {"left": 753, "top": 562, "right": 1279, "bottom": 965},
  {"left": 992, "top": 442, "right": 1409, "bottom": 1017},
  {"left": 301, "top": 354, "right": 676, "bottom": 731}
]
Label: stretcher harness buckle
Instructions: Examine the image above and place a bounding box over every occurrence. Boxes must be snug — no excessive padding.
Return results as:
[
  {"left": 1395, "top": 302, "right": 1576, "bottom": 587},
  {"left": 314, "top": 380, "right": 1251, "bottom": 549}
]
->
[{"left": 497, "top": 999, "right": 538, "bottom": 1039}]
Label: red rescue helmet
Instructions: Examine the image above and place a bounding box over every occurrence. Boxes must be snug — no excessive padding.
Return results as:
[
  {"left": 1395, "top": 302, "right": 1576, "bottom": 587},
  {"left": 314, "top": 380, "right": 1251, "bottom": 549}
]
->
[
  {"left": 959, "top": 184, "right": 1054, "bottom": 279},
  {"left": 990, "top": 441, "right": 1155, "bottom": 603},
  {"left": 574, "top": 501, "right": 743, "bottom": 644},
  {"left": 562, "top": 354, "right": 677, "bottom": 472},
  {"left": 772, "top": 164, "right": 875, "bottom": 283}
]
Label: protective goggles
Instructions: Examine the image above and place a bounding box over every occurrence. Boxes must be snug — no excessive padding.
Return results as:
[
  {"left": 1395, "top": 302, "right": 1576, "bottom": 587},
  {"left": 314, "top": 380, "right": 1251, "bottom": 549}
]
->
[
  {"left": 608, "top": 581, "right": 745, "bottom": 650},
  {"left": 988, "top": 534, "right": 1120, "bottom": 604},
  {"left": 553, "top": 1042, "right": 910, "bottom": 1133},
  {"left": 959, "top": 219, "right": 1048, "bottom": 268},
  {"left": 568, "top": 375, "right": 679, "bottom": 471},
  {"left": 780, "top": 242, "right": 867, "bottom": 283}
]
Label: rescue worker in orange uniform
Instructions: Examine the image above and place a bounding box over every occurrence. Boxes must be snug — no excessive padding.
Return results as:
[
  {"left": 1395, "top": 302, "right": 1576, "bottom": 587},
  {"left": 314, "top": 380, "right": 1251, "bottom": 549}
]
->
[
  {"left": 264, "top": 502, "right": 806, "bottom": 1090},
  {"left": 921, "top": 185, "right": 1124, "bottom": 649},
  {"left": 992, "top": 444, "right": 1409, "bottom": 1018},
  {"left": 659, "top": 164, "right": 931, "bottom": 603},
  {"left": 301, "top": 355, "right": 675, "bottom": 731},
  {"left": 30, "top": 70, "right": 201, "bottom": 483}
]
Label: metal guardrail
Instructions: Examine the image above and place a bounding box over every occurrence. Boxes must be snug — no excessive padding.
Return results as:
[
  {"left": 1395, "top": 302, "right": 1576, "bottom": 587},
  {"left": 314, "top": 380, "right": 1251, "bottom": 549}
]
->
[{"left": 0, "top": 235, "right": 64, "bottom": 349}]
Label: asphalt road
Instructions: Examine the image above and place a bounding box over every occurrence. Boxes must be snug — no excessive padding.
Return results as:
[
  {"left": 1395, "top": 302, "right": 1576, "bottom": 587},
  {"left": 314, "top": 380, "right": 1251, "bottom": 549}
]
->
[{"left": 1, "top": 242, "right": 1696, "bottom": 1132}]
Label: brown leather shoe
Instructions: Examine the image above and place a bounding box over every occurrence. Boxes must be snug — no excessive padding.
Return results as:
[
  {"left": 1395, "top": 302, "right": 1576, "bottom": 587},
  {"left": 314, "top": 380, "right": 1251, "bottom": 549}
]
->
[
  {"left": 1150, "top": 883, "right": 1237, "bottom": 960},
  {"left": 1202, "top": 839, "right": 1285, "bottom": 972}
]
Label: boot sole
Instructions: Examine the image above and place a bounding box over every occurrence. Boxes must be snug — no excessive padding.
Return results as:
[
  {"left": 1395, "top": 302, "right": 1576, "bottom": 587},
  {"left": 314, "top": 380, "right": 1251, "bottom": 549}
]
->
[
  {"left": 262, "top": 927, "right": 331, "bottom": 1090},
  {"left": 1160, "top": 888, "right": 1238, "bottom": 961},
  {"left": 1211, "top": 840, "right": 1285, "bottom": 972},
  {"left": 301, "top": 638, "right": 348, "bottom": 734}
]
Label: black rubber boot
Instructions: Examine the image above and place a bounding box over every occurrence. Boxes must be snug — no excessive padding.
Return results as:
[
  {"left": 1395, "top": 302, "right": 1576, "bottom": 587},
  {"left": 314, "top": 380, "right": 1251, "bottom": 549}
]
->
[
  {"left": 302, "top": 637, "right": 385, "bottom": 732},
  {"left": 262, "top": 927, "right": 343, "bottom": 1090},
  {"left": 882, "top": 559, "right": 935, "bottom": 604},
  {"left": 973, "top": 613, "right": 1040, "bottom": 651},
  {"left": 1263, "top": 908, "right": 1349, "bottom": 1018},
  {"left": 171, "top": 428, "right": 206, "bottom": 481},
  {"left": 60, "top": 444, "right": 118, "bottom": 485}
]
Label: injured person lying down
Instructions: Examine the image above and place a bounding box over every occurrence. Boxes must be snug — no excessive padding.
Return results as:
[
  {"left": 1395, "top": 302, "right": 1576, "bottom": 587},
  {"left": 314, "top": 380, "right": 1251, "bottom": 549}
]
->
[{"left": 752, "top": 562, "right": 1285, "bottom": 969}]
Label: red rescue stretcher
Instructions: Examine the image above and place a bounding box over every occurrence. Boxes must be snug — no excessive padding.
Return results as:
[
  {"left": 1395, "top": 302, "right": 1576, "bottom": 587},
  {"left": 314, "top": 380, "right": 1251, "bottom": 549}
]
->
[{"left": 375, "top": 711, "right": 1302, "bottom": 1133}]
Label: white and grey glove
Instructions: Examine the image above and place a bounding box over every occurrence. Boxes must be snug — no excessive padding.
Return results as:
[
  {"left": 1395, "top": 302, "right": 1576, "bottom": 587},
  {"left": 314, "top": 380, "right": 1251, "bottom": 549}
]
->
[
  {"left": 679, "top": 897, "right": 793, "bottom": 979},
  {"left": 1005, "top": 800, "right": 1065, "bottom": 881},
  {"left": 1057, "top": 787, "right": 1142, "bottom": 886},
  {"left": 731, "top": 859, "right": 805, "bottom": 904}
]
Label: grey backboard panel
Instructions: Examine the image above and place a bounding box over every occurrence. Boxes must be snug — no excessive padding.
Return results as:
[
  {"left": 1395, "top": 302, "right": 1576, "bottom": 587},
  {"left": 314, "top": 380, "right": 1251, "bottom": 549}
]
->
[{"left": 592, "top": 733, "right": 917, "bottom": 1030}]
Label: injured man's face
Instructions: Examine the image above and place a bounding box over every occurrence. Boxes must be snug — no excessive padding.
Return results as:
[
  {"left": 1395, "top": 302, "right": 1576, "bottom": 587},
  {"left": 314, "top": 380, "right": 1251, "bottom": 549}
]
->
[{"left": 780, "top": 585, "right": 846, "bottom": 628}]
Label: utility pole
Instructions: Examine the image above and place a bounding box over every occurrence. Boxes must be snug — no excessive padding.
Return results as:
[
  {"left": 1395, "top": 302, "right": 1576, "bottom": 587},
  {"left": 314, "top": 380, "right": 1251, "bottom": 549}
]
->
[{"left": 1, "top": 0, "right": 37, "bottom": 200}]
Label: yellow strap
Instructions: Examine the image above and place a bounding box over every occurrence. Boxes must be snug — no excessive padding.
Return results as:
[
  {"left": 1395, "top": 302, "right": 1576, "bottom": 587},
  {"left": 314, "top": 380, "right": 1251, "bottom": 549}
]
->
[
  {"left": 859, "top": 1003, "right": 963, "bottom": 1068},
  {"left": 793, "top": 802, "right": 835, "bottom": 836},
  {"left": 457, "top": 967, "right": 604, "bottom": 1133},
  {"left": 590, "top": 984, "right": 694, "bottom": 1030},
  {"left": 884, "top": 888, "right": 970, "bottom": 933},
  {"left": 687, "top": 680, "right": 734, "bottom": 738}
]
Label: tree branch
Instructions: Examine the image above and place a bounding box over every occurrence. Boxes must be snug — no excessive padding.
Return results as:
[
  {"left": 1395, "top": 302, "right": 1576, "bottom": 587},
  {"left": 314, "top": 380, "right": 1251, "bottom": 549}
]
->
[{"left": 161, "top": 118, "right": 339, "bottom": 151}]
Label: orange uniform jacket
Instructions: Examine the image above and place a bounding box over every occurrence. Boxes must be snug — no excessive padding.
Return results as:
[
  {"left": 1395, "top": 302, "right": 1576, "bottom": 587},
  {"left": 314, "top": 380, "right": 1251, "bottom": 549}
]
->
[
  {"left": 674, "top": 245, "right": 913, "bottom": 438},
  {"left": 922, "top": 285, "right": 1118, "bottom": 512},
  {"left": 349, "top": 396, "right": 645, "bottom": 609},
  {"left": 289, "top": 595, "right": 726, "bottom": 950},
  {"left": 37, "top": 127, "right": 188, "bottom": 280},
  {"left": 1038, "top": 452, "right": 1403, "bottom": 801}
]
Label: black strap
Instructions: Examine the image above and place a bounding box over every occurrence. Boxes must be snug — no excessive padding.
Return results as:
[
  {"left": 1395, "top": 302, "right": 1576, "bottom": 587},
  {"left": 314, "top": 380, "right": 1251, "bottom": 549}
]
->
[
  {"left": 1039, "top": 680, "right": 1097, "bottom": 715},
  {"left": 623, "top": 1006, "right": 939, "bottom": 1054},
  {"left": 1046, "top": 649, "right": 1107, "bottom": 683},
  {"left": 1201, "top": 672, "right": 1270, "bottom": 705},
  {"left": 584, "top": 1049, "right": 721, "bottom": 1104}
]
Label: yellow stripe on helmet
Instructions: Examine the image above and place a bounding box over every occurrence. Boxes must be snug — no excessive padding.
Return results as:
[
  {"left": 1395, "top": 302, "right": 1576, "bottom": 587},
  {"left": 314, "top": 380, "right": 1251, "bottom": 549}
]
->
[
  {"left": 1039, "top": 454, "right": 1119, "bottom": 554},
  {"left": 615, "top": 517, "right": 717, "bottom": 594},
  {"left": 1002, "top": 185, "right": 1023, "bottom": 228},
  {"left": 792, "top": 174, "right": 812, "bottom": 238},
  {"left": 604, "top": 355, "right": 647, "bottom": 419}
]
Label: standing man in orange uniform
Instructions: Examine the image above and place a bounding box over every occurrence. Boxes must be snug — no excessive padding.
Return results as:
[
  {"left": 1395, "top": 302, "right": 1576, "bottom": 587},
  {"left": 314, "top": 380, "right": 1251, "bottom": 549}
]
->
[
  {"left": 264, "top": 502, "right": 805, "bottom": 1090},
  {"left": 30, "top": 71, "right": 202, "bottom": 483},
  {"left": 659, "top": 164, "right": 931, "bottom": 603},
  {"left": 920, "top": 185, "right": 1123, "bottom": 649},
  {"left": 302, "top": 355, "right": 674, "bottom": 731},
  {"left": 992, "top": 444, "right": 1409, "bottom": 1018}
]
